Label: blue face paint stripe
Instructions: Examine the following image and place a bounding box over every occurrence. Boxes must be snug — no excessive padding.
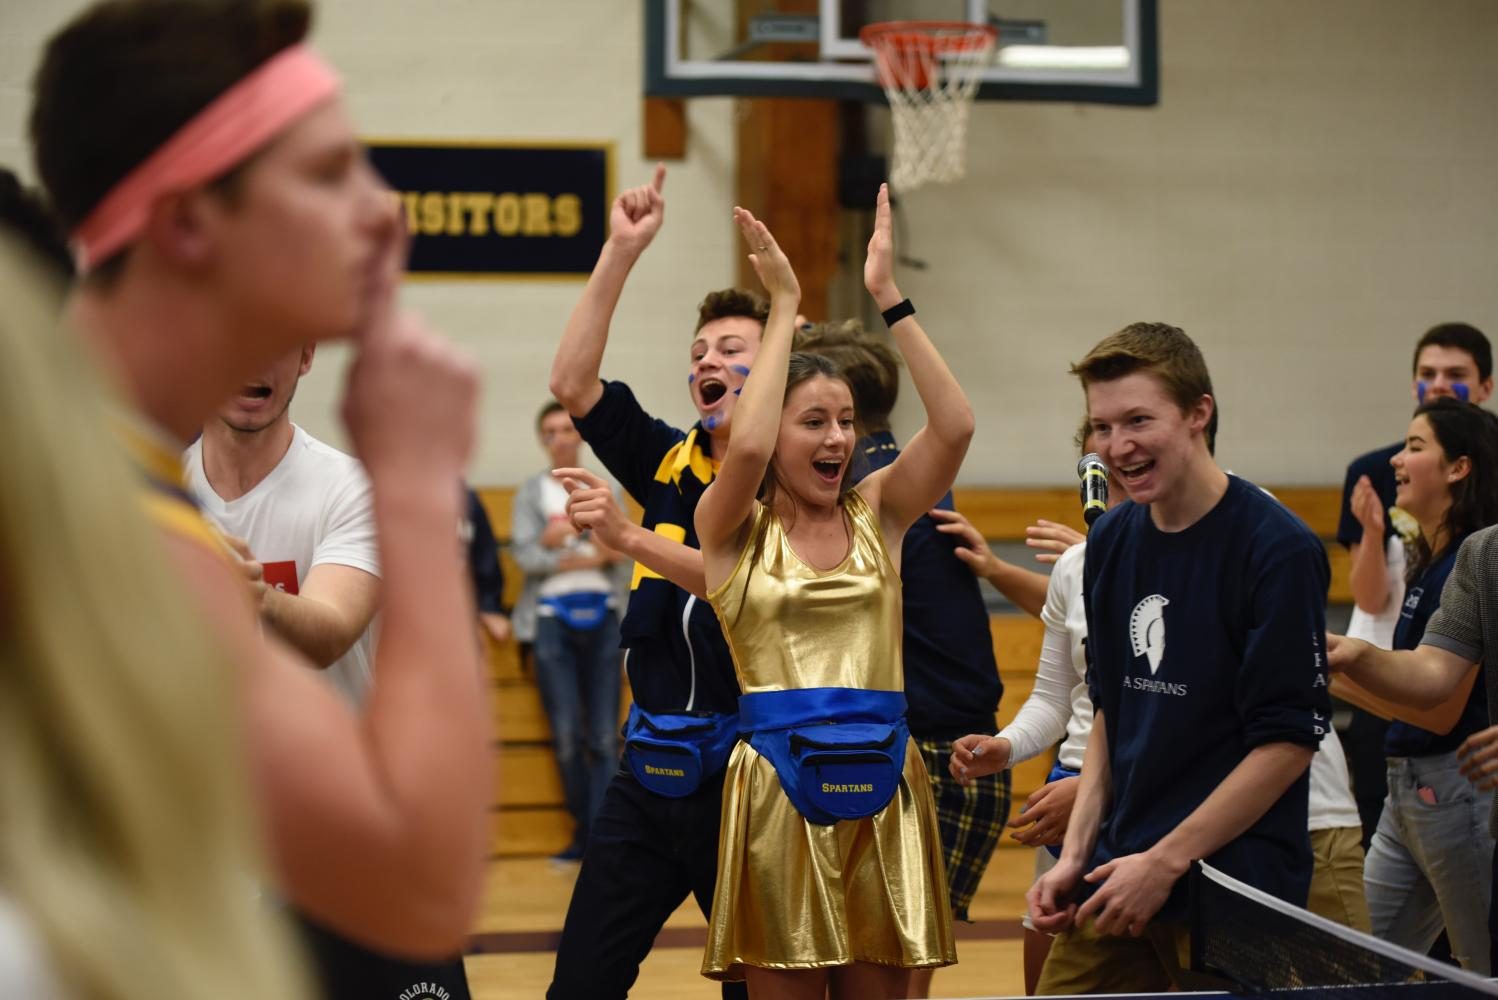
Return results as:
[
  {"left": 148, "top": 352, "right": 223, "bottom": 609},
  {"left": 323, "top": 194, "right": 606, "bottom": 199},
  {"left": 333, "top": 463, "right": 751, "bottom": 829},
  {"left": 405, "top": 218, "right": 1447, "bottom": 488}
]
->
[
  {"left": 729, "top": 364, "right": 751, "bottom": 378},
  {"left": 1418, "top": 380, "right": 1473, "bottom": 403},
  {"left": 687, "top": 373, "right": 696, "bottom": 385},
  {"left": 705, "top": 415, "right": 721, "bottom": 431}
]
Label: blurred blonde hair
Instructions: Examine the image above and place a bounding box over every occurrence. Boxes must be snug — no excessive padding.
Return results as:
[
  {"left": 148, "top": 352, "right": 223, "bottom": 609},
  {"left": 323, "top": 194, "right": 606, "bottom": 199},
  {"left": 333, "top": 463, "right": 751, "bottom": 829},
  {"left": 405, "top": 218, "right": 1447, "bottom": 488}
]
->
[{"left": 0, "top": 237, "right": 309, "bottom": 1000}]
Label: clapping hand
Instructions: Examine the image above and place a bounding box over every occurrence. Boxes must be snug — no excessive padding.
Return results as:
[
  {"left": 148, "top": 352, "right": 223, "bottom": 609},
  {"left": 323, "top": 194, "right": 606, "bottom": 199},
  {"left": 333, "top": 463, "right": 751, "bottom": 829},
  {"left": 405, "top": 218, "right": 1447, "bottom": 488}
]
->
[{"left": 733, "top": 206, "right": 799, "bottom": 303}]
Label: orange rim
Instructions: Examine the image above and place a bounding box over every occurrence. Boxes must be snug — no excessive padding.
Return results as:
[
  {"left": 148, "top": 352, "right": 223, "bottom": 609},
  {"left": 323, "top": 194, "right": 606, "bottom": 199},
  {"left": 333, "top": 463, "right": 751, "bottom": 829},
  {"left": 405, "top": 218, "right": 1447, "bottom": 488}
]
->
[{"left": 859, "top": 20, "right": 998, "bottom": 55}]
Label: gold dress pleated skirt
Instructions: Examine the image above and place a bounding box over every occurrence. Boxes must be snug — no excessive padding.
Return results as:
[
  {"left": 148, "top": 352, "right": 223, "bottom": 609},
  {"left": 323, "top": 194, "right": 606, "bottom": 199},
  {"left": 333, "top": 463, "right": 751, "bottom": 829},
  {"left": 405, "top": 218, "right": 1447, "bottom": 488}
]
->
[{"left": 701, "top": 491, "right": 955, "bottom": 980}]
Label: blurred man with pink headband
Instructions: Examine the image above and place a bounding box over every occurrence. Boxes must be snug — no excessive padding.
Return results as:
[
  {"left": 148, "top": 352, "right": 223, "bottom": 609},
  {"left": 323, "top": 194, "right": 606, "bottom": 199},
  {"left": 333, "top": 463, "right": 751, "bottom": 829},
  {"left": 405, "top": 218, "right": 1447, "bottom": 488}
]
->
[{"left": 29, "top": 0, "right": 493, "bottom": 974}]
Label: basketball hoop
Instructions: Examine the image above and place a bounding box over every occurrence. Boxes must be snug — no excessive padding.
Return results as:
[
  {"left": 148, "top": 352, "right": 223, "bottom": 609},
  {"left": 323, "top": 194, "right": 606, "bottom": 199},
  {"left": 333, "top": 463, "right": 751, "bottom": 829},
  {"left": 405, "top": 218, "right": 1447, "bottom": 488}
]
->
[{"left": 860, "top": 21, "right": 997, "bottom": 191}]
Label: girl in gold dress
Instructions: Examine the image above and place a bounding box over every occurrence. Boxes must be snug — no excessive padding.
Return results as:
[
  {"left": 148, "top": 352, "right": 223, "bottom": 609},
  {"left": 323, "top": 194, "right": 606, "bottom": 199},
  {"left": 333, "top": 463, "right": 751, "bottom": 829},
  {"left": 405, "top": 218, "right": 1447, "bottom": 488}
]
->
[{"left": 695, "top": 188, "right": 975, "bottom": 997}]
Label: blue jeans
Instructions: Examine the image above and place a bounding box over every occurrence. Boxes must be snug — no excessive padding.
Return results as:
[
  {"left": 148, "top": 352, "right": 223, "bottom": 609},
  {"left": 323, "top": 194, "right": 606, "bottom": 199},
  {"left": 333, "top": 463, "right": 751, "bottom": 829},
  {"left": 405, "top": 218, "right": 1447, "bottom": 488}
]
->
[
  {"left": 1364, "top": 752, "right": 1495, "bottom": 973},
  {"left": 533, "top": 611, "right": 623, "bottom": 845}
]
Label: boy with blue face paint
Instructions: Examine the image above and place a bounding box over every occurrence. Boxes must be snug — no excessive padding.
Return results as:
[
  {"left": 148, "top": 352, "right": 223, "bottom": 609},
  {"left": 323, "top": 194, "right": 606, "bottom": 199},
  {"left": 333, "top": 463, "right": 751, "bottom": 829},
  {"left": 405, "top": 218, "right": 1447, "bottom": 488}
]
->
[
  {"left": 1337, "top": 323, "right": 1492, "bottom": 841},
  {"left": 1344, "top": 325, "right": 1494, "bottom": 632},
  {"left": 545, "top": 164, "right": 757, "bottom": 1000}
]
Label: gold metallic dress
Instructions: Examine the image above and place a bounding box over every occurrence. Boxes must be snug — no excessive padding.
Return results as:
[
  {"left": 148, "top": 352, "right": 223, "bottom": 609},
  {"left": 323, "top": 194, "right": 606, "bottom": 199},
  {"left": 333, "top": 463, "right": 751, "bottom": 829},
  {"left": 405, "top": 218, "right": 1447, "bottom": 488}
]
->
[{"left": 701, "top": 489, "right": 955, "bottom": 980}]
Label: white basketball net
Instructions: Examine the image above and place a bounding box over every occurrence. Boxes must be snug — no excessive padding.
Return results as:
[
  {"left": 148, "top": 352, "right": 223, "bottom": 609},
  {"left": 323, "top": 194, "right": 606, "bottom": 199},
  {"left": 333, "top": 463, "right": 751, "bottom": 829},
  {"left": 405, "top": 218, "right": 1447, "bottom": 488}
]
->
[{"left": 864, "top": 23, "right": 997, "bottom": 192}]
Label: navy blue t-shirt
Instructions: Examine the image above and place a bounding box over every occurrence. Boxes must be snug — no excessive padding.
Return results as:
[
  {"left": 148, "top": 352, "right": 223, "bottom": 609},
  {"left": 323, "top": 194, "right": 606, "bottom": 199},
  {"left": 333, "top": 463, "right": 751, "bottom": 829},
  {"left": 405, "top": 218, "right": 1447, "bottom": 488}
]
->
[
  {"left": 1083, "top": 475, "right": 1331, "bottom": 919},
  {"left": 1337, "top": 442, "right": 1401, "bottom": 550},
  {"left": 855, "top": 431, "right": 1001, "bottom": 740},
  {"left": 572, "top": 380, "right": 739, "bottom": 716},
  {"left": 1386, "top": 536, "right": 1490, "bottom": 757}
]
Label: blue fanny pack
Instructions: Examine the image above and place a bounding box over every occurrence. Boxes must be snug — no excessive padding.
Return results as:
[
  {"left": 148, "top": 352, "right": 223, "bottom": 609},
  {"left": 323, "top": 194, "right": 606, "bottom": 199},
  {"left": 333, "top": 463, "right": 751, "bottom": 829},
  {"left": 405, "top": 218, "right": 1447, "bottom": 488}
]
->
[
  {"left": 739, "top": 687, "right": 909, "bottom": 826},
  {"left": 540, "top": 591, "right": 612, "bottom": 631},
  {"left": 623, "top": 704, "right": 738, "bottom": 798},
  {"left": 1042, "top": 762, "right": 1081, "bottom": 858}
]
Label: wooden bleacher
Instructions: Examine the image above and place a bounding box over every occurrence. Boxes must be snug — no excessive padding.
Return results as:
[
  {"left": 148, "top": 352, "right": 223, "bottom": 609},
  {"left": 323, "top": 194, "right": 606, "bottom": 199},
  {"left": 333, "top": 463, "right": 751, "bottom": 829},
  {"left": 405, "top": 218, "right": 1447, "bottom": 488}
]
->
[{"left": 478, "top": 485, "right": 1346, "bottom": 857}]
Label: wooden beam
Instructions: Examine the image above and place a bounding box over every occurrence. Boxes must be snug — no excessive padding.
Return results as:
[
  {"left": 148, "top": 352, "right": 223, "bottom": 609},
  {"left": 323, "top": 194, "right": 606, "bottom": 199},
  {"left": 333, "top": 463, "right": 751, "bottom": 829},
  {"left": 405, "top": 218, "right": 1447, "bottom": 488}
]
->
[
  {"left": 730, "top": 0, "right": 839, "bottom": 317},
  {"left": 735, "top": 96, "right": 840, "bottom": 319},
  {"left": 642, "top": 97, "right": 686, "bottom": 160}
]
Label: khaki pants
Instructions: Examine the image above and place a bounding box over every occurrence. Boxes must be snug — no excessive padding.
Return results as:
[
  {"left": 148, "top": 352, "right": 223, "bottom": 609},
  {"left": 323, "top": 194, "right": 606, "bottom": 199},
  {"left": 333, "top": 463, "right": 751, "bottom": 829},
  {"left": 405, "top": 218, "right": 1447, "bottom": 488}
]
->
[
  {"left": 1035, "top": 917, "right": 1190, "bottom": 996},
  {"left": 1307, "top": 825, "right": 1371, "bottom": 932}
]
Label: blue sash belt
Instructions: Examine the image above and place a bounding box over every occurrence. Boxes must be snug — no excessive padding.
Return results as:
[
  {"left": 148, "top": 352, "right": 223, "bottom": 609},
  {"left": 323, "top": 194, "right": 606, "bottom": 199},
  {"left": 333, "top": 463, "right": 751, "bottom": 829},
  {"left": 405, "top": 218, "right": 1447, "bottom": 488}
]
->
[
  {"left": 738, "top": 687, "right": 909, "bottom": 826},
  {"left": 623, "top": 704, "right": 738, "bottom": 798}
]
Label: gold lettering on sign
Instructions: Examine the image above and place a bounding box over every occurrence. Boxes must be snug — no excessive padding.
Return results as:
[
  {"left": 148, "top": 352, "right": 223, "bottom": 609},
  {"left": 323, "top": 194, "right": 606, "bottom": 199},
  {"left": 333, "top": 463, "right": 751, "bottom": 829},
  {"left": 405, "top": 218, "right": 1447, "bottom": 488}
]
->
[{"left": 391, "top": 190, "right": 587, "bottom": 240}]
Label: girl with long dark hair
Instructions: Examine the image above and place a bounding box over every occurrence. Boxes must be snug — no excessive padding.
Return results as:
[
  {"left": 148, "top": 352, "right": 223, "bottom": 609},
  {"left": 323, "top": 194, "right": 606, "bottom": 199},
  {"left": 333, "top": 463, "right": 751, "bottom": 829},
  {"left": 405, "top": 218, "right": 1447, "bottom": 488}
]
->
[{"left": 1341, "top": 397, "right": 1498, "bottom": 972}]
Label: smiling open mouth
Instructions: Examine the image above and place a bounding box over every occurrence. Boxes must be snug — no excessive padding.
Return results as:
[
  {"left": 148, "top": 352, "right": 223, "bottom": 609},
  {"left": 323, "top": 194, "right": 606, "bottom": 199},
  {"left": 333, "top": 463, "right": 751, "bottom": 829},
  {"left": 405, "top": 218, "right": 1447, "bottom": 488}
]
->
[
  {"left": 813, "top": 460, "right": 843, "bottom": 482},
  {"left": 1120, "top": 460, "right": 1154, "bottom": 481},
  {"left": 699, "top": 378, "right": 727, "bottom": 405}
]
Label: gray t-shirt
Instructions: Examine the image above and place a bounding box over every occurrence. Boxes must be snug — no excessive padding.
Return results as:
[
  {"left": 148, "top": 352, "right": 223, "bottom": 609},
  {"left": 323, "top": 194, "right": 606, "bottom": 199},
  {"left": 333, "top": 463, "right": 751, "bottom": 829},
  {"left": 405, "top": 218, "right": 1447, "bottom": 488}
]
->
[{"left": 1419, "top": 524, "right": 1498, "bottom": 835}]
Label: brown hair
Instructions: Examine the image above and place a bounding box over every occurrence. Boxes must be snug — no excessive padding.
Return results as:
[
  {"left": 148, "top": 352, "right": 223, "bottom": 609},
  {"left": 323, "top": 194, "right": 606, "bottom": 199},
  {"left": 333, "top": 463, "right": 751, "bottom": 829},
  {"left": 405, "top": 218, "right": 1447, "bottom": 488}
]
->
[
  {"left": 536, "top": 399, "right": 567, "bottom": 431},
  {"left": 0, "top": 168, "right": 72, "bottom": 280},
  {"left": 695, "top": 288, "right": 769, "bottom": 333},
  {"left": 1073, "top": 413, "right": 1094, "bottom": 456},
  {"left": 1405, "top": 398, "right": 1498, "bottom": 583},
  {"left": 1072, "top": 321, "right": 1215, "bottom": 428},
  {"left": 759, "top": 352, "right": 858, "bottom": 521},
  {"left": 794, "top": 318, "right": 901, "bottom": 433},
  {"left": 1413, "top": 322, "right": 1492, "bottom": 382},
  {"left": 30, "top": 0, "right": 313, "bottom": 277}
]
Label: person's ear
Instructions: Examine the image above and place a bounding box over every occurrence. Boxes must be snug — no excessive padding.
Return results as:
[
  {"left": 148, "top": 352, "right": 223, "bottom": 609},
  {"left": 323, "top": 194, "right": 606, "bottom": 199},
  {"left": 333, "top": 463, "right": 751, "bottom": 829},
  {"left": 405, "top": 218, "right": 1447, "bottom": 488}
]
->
[{"left": 140, "top": 190, "right": 217, "bottom": 271}]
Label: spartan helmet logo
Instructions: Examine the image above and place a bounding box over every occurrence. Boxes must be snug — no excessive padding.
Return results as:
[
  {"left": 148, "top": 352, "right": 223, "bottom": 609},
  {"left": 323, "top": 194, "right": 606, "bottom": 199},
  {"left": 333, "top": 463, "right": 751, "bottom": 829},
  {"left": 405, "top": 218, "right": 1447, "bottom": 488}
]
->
[{"left": 1129, "top": 595, "right": 1170, "bottom": 675}]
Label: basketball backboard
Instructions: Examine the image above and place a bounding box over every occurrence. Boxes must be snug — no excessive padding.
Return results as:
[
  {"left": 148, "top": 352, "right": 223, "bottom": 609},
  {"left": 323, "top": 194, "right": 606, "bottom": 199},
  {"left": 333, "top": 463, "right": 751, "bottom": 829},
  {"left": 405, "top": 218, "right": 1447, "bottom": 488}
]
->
[{"left": 645, "top": 0, "right": 1157, "bottom": 105}]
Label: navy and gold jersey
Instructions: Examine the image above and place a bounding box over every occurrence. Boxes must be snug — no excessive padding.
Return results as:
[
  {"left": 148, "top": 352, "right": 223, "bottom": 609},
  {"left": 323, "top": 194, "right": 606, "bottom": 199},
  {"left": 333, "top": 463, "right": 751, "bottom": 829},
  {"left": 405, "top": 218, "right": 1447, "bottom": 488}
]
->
[
  {"left": 572, "top": 380, "right": 739, "bottom": 715},
  {"left": 117, "top": 419, "right": 229, "bottom": 559}
]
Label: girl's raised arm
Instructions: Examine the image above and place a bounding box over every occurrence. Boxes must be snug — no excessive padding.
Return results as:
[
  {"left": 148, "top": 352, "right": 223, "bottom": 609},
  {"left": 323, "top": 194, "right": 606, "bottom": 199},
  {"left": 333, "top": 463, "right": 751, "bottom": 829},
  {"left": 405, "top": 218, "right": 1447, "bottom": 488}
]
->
[
  {"left": 858, "top": 184, "right": 976, "bottom": 543},
  {"left": 695, "top": 209, "right": 801, "bottom": 592}
]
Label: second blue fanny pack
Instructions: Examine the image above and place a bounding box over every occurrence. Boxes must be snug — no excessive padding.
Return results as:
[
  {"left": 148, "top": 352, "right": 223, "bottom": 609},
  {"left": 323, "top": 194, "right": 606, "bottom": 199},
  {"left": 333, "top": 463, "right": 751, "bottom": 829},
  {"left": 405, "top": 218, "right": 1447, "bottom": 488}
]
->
[
  {"left": 540, "top": 591, "right": 612, "bottom": 631},
  {"left": 623, "top": 704, "right": 738, "bottom": 798},
  {"left": 739, "top": 687, "right": 909, "bottom": 826}
]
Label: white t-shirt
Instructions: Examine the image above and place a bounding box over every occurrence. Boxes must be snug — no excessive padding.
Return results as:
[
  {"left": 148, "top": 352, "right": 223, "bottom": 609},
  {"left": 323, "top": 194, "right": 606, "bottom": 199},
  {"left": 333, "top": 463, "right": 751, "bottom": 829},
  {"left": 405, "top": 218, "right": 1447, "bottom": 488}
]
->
[
  {"left": 534, "top": 474, "right": 616, "bottom": 607},
  {"left": 184, "top": 425, "right": 380, "bottom": 706},
  {"left": 1309, "top": 722, "right": 1362, "bottom": 831}
]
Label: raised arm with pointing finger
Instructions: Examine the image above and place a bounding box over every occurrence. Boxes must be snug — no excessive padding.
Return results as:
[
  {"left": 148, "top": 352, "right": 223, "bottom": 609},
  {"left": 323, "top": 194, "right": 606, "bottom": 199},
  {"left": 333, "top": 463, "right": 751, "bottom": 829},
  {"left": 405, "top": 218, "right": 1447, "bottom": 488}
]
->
[
  {"left": 549, "top": 165, "right": 666, "bottom": 418},
  {"left": 541, "top": 167, "right": 762, "bottom": 999},
  {"left": 554, "top": 466, "right": 710, "bottom": 599}
]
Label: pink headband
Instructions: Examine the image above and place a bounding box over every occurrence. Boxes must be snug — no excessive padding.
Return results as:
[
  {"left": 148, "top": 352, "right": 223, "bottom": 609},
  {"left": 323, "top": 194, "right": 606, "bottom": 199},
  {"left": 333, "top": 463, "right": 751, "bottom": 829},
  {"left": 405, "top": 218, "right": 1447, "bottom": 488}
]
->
[{"left": 71, "top": 45, "right": 341, "bottom": 272}]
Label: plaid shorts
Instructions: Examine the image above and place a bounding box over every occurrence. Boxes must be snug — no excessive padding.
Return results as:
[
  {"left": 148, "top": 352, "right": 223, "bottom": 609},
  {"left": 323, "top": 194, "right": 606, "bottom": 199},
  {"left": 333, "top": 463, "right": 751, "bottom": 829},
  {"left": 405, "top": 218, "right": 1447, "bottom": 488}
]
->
[{"left": 916, "top": 737, "right": 1013, "bottom": 921}]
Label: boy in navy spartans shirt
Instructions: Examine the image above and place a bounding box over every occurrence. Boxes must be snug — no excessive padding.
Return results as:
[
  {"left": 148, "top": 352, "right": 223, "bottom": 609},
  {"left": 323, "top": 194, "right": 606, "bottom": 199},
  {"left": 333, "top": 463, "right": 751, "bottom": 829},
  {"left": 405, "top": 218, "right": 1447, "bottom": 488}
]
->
[{"left": 1027, "top": 323, "right": 1331, "bottom": 995}]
